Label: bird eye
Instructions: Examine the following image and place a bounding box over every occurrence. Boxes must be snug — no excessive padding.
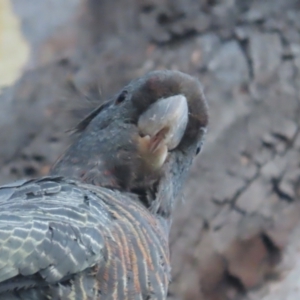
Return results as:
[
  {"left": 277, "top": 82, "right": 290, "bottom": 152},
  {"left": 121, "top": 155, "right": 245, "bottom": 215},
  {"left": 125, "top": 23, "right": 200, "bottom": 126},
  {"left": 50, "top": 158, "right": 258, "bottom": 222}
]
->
[
  {"left": 115, "top": 90, "right": 127, "bottom": 105},
  {"left": 196, "top": 144, "right": 202, "bottom": 155}
]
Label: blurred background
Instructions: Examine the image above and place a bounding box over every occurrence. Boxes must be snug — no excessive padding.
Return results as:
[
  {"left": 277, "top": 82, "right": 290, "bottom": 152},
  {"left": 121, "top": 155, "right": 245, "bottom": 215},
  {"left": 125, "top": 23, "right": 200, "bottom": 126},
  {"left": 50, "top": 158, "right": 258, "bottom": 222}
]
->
[{"left": 1, "top": 0, "right": 300, "bottom": 299}]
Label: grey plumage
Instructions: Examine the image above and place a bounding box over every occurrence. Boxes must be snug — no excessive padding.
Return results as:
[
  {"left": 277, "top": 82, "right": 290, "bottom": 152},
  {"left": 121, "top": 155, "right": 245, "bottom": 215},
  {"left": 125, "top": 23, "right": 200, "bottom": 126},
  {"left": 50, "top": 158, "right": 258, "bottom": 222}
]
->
[{"left": 0, "top": 70, "right": 208, "bottom": 299}]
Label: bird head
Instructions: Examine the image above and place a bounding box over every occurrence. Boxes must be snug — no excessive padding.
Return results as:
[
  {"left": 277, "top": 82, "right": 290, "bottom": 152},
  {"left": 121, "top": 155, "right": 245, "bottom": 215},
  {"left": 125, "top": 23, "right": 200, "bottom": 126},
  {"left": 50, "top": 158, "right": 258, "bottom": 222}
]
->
[{"left": 51, "top": 70, "right": 208, "bottom": 220}]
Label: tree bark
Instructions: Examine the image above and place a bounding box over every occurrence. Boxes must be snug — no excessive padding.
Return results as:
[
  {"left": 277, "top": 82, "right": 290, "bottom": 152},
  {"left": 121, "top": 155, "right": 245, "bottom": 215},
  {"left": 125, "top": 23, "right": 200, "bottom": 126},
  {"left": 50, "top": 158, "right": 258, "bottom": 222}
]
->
[{"left": 1, "top": 0, "right": 300, "bottom": 299}]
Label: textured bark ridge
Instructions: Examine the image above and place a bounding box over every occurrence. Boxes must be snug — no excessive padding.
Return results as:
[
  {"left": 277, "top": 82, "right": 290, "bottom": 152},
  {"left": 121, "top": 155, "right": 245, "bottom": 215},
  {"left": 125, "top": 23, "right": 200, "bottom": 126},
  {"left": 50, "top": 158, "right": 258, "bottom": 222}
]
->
[{"left": 1, "top": 0, "right": 300, "bottom": 299}]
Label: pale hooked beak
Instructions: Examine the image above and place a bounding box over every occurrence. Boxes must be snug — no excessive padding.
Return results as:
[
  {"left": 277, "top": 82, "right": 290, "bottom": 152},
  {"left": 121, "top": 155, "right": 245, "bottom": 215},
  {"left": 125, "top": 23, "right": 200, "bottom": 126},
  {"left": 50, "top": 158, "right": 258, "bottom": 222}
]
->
[{"left": 137, "top": 94, "right": 188, "bottom": 170}]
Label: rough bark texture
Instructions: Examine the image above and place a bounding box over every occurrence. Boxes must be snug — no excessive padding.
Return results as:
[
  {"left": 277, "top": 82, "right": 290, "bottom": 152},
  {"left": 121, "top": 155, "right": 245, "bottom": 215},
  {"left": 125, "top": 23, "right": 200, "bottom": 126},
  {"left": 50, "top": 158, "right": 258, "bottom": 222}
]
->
[{"left": 1, "top": 0, "right": 300, "bottom": 299}]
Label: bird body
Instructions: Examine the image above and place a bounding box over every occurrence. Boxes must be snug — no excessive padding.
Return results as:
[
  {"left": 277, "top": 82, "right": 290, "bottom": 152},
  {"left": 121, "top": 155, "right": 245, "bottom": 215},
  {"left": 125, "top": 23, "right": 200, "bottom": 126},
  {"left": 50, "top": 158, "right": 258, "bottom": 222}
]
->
[
  {"left": 0, "top": 177, "right": 169, "bottom": 299},
  {"left": 0, "top": 70, "right": 208, "bottom": 299}
]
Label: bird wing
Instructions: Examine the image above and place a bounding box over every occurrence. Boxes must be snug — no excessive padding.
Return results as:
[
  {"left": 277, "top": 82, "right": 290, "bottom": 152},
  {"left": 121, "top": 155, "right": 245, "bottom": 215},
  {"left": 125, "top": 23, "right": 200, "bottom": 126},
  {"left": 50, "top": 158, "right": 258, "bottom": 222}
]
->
[{"left": 0, "top": 176, "right": 107, "bottom": 292}]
